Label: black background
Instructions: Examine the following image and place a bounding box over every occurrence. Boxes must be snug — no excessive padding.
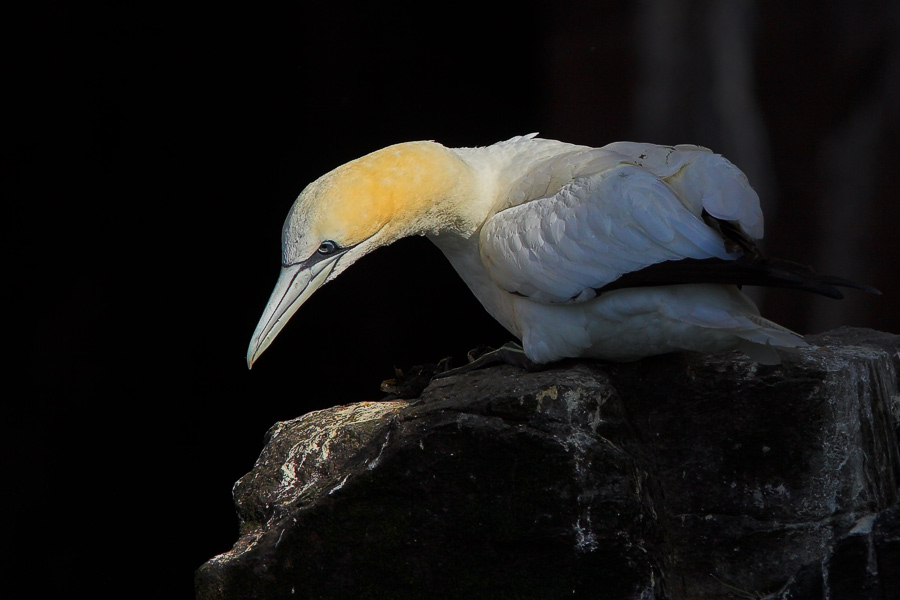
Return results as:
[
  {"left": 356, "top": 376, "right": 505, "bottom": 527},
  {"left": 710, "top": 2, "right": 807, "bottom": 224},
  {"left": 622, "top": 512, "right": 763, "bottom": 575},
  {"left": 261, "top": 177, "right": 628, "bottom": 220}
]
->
[{"left": 9, "top": 2, "right": 899, "bottom": 598}]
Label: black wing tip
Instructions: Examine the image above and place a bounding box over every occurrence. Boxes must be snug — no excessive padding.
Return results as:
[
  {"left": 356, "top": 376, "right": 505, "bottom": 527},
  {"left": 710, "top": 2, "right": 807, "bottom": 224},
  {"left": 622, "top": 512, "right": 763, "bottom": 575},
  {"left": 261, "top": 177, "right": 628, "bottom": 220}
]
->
[
  {"left": 592, "top": 256, "right": 882, "bottom": 300},
  {"left": 759, "top": 258, "right": 881, "bottom": 299},
  {"left": 700, "top": 213, "right": 882, "bottom": 299},
  {"left": 838, "top": 283, "right": 881, "bottom": 296},
  {"left": 810, "top": 273, "right": 881, "bottom": 297}
]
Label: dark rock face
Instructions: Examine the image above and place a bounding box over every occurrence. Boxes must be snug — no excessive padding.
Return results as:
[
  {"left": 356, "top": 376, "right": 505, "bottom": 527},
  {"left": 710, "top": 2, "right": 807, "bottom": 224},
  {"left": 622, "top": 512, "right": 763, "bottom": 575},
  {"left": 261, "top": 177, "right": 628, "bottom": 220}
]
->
[{"left": 196, "top": 328, "right": 900, "bottom": 599}]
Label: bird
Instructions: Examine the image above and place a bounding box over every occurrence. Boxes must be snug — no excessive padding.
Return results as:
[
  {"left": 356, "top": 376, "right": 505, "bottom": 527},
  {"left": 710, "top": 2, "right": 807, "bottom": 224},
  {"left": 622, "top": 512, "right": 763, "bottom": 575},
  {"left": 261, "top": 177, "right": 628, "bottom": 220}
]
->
[{"left": 246, "top": 134, "right": 875, "bottom": 369}]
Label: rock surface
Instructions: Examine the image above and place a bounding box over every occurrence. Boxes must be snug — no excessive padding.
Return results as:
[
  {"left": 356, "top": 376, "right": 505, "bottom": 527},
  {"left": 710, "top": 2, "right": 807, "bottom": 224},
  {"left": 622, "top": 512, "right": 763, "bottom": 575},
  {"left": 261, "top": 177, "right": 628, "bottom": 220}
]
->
[{"left": 196, "top": 327, "right": 900, "bottom": 599}]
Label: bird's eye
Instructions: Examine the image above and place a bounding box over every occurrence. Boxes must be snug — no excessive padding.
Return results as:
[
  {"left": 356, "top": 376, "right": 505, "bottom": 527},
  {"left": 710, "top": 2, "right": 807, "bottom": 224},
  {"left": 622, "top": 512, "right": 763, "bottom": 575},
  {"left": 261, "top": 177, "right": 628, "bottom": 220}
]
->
[{"left": 317, "top": 240, "right": 338, "bottom": 255}]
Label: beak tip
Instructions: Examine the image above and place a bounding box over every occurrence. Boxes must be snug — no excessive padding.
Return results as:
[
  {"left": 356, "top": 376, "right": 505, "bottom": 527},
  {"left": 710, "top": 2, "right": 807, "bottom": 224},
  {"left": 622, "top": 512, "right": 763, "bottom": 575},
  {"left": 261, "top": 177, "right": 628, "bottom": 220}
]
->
[{"left": 245, "top": 258, "right": 341, "bottom": 374}]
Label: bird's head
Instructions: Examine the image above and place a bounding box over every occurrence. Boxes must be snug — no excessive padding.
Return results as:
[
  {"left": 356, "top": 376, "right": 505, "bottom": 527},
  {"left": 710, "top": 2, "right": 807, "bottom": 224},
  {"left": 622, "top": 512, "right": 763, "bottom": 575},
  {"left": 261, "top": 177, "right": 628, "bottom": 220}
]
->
[{"left": 247, "top": 141, "right": 474, "bottom": 368}]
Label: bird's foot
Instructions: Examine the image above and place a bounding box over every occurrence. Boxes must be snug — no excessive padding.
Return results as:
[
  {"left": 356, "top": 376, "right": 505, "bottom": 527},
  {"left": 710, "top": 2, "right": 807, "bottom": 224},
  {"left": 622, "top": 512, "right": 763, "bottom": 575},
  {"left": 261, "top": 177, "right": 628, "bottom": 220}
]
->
[
  {"left": 432, "top": 342, "right": 543, "bottom": 379},
  {"left": 381, "top": 343, "right": 543, "bottom": 400}
]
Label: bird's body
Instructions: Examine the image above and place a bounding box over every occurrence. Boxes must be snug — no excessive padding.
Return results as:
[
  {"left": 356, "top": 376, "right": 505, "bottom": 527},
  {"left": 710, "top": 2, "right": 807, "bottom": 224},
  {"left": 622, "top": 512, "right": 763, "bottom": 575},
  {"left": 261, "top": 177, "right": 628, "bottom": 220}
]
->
[{"left": 247, "top": 135, "right": 871, "bottom": 368}]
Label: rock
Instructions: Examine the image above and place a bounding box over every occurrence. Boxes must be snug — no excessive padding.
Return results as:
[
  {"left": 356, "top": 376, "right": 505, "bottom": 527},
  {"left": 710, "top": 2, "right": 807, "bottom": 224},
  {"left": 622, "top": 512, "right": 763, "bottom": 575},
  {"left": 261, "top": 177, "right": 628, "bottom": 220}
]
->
[
  {"left": 195, "top": 328, "right": 900, "bottom": 599},
  {"left": 778, "top": 504, "right": 900, "bottom": 600}
]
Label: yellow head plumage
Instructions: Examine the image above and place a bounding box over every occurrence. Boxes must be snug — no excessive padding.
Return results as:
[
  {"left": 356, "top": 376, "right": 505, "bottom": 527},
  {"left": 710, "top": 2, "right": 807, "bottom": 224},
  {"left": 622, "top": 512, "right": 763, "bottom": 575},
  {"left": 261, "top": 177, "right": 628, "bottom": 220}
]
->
[{"left": 282, "top": 141, "right": 473, "bottom": 264}]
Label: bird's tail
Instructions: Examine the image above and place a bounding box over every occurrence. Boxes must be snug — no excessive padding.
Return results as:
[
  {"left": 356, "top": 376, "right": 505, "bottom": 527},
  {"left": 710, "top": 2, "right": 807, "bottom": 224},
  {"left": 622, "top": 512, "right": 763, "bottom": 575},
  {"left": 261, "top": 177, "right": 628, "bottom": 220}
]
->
[{"left": 734, "top": 313, "right": 807, "bottom": 365}]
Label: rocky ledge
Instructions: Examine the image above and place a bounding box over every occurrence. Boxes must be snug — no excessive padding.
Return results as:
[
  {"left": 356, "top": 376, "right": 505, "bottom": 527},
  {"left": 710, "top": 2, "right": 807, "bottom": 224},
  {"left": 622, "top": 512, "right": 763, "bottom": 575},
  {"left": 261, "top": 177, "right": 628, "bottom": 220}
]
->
[{"left": 196, "top": 327, "right": 900, "bottom": 599}]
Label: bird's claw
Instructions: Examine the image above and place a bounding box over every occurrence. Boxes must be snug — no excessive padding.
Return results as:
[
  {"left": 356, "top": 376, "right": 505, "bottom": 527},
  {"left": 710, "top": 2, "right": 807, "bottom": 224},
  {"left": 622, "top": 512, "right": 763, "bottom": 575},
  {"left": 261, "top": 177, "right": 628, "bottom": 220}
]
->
[{"left": 432, "top": 342, "right": 543, "bottom": 379}]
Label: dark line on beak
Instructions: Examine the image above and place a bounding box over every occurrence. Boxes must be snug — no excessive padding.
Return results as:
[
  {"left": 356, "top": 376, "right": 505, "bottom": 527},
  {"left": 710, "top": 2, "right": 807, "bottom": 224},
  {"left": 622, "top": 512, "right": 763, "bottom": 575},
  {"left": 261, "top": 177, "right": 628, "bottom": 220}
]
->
[{"left": 256, "top": 265, "right": 309, "bottom": 346}]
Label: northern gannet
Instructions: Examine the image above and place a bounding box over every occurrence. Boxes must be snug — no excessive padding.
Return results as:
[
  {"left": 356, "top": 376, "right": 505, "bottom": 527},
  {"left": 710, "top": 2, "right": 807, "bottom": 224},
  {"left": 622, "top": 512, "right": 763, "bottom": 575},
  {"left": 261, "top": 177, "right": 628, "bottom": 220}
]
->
[{"left": 247, "top": 135, "right": 873, "bottom": 368}]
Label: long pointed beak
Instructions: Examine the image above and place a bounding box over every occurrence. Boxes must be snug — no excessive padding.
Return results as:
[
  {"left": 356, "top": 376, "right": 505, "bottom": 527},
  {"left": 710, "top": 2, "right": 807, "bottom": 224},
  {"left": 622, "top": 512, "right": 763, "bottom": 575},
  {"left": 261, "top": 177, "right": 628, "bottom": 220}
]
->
[{"left": 246, "top": 256, "right": 340, "bottom": 369}]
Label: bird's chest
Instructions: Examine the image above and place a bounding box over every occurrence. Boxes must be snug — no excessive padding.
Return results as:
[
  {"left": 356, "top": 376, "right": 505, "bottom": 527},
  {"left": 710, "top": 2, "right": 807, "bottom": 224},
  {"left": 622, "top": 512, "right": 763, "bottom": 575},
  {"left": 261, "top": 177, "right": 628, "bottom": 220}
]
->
[{"left": 427, "top": 232, "right": 523, "bottom": 338}]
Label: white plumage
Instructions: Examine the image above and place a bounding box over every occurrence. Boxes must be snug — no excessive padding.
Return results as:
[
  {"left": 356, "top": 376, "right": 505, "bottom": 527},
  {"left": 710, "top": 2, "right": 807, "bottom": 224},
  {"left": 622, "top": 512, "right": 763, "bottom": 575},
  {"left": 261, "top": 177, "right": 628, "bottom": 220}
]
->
[{"left": 247, "top": 135, "right": 868, "bottom": 369}]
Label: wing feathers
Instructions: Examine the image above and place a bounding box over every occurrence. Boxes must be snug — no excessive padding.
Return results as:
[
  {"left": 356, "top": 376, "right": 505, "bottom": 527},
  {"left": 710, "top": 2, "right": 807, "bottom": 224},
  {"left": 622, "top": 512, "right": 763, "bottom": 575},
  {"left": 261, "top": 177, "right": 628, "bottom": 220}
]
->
[
  {"left": 602, "top": 142, "right": 764, "bottom": 238},
  {"left": 481, "top": 162, "right": 737, "bottom": 303},
  {"left": 480, "top": 142, "right": 876, "bottom": 304}
]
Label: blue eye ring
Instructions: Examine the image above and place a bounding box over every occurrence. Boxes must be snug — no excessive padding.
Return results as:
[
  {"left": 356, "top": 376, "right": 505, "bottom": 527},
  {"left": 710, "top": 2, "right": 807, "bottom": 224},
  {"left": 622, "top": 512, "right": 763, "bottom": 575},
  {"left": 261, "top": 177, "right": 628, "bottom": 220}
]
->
[{"left": 317, "top": 240, "right": 338, "bottom": 255}]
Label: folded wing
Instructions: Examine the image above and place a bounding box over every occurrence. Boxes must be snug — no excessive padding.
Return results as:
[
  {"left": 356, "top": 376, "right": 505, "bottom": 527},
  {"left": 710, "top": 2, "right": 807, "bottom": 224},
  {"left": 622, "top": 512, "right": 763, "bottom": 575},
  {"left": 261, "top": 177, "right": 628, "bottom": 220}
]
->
[{"left": 480, "top": 144, "right": 760, "bottom": 303}]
